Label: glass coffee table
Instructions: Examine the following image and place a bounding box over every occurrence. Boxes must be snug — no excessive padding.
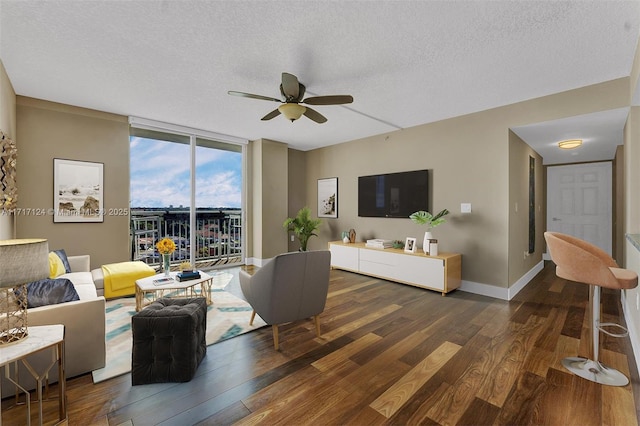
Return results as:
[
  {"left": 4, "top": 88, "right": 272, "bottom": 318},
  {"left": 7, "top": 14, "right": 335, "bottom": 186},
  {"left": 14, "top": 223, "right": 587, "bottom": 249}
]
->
[{"left": 135, "top": 271, "right": 213, "bottom": 311}]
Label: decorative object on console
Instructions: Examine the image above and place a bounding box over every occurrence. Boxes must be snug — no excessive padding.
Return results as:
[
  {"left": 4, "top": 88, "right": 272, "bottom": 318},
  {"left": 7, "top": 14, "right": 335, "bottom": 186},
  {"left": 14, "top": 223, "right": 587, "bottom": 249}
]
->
[
  {"left": 0, "top": 130, "right": 18, "bottom": 211},
  {"left": 318, "top": 177, "right": 338, "bottom": 218},
  {"left": 404, "top": 237, "right": 417, "bottom": 253},
  {"left": 0, "top": 239, "right": 49, "bottom": 344},
  {"left": 349, "top": 228, "right": 356, "bottom": 243},
  {"left": 429, "top": 239, "right": 439, "bottom": 256},
  {"left": 283, "top": 206, "right": 322, "bottom": 251},
  {"left": 409, "top": 208, "right": 449, "bottom": 255},
  {"left": 156, "top": 238, "right": 176, "bottom": 277},
  {"left": 341, "top": 231, "right": 350, "bottom": 244}
]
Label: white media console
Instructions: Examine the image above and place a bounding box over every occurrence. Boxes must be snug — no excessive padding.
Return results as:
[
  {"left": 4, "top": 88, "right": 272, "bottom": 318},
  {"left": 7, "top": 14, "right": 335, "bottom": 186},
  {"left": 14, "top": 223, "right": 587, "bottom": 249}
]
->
[{"left": 329, "top": 241, "right": 462, "bottom": 295}]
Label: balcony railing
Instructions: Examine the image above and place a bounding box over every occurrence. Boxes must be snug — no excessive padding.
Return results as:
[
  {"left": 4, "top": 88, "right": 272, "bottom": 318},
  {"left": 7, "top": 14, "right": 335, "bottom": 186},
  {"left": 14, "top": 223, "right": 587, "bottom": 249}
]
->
[{"left": 131, "top": 208, "right": 242, "bottom": 270}]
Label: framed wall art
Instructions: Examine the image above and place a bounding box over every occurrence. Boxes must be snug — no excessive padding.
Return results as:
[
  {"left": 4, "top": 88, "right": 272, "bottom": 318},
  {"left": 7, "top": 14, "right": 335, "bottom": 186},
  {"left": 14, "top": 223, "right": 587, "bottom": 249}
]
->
[
  {"left": 318, "top": 177, "right": 338, "bottom": 218},
  {"left": 404, "top": 237, "right": 417, "bottom": 253},
  {"left": 54, "top": 159, "right": 104, "bottom": 223}
]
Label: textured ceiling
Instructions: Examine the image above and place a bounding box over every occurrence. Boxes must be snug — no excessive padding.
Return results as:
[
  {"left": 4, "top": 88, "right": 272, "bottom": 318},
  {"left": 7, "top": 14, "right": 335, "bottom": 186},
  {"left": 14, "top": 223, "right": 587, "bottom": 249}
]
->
[{"left": 1, "top": 1, "right": 639, "bottom": 162}]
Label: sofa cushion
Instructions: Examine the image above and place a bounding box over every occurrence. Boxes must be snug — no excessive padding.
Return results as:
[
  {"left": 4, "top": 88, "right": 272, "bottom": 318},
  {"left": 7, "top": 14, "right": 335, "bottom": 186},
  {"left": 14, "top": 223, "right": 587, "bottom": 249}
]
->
[
  {"left": 60, "top": 272, "right": 98, "bottom": 299},
  {"left": 20, "top": 278, "right": 80, "bottom": 308},
  {"left": 52, "top": 249, "right": 72, "bottom": 273},
  {"left": 48, "top": 252, "right": 67, "bottom": 278}
]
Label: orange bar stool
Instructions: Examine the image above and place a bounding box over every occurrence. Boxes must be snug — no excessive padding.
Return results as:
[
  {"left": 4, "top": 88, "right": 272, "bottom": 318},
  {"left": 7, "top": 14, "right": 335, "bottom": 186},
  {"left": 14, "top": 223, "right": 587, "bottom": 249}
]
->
[{"left": 544, "top": 232, "right": 638, "bottom": 386}]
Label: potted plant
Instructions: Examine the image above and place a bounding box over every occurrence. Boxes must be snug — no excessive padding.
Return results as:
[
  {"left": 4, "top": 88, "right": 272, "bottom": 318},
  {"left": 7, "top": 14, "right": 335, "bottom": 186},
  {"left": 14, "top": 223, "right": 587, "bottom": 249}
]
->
[
  {"left": 283, "top": 206, "right": 322, "bottom": 251},
  {"left": 409, "top": 209, "right": 449, "bottom": 254}
]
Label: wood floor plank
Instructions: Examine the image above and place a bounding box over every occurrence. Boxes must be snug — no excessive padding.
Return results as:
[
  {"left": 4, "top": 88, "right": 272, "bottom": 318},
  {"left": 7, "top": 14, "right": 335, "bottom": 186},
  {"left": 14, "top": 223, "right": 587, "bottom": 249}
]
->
[
  {"left": 311, "top": 332, "right": 382, "bottom": 372},
  {"left": 476, "top": 314, "right": 547, "bottom": 407},
  {"left": 318, "top": 303, "right": 402, "bottom": 342},
  {"left": 493, "top": 371, "right": 547, "bottom": 425},
  {"left": 602, "top": 383, "right": 639, "bottom": 426},
  {"left": 369, "top": 340, "right": 460, "bottom": 418}
]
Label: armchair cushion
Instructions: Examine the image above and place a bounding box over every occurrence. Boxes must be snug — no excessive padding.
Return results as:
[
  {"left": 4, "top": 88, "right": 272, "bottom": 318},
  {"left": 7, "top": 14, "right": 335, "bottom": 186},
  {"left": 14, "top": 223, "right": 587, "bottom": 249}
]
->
[{"left": 239, "top": 250, "right": 331, "bottom": 349}]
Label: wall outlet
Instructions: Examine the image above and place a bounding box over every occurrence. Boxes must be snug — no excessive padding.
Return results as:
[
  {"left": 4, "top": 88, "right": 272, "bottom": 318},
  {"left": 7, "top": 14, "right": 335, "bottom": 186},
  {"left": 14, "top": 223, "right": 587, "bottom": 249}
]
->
[
  {"left": 523, "top": 251, "right": 529, "bottom": 259},
  {"left": 636, "top": 293, "right": 639, "bottom": 310},
  {"left": 290, "top": 234, "right": 294, "bottom": 242}
]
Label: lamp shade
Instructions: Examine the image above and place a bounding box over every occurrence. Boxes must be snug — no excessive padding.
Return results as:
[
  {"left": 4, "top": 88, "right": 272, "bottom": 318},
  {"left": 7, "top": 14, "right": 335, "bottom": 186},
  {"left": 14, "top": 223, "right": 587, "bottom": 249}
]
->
[
  {"left": 0, "top": 239, "right": 49, "bottom": 288},
  {"left": 278, "top": 103, "right": 306, "bottom": 121}
]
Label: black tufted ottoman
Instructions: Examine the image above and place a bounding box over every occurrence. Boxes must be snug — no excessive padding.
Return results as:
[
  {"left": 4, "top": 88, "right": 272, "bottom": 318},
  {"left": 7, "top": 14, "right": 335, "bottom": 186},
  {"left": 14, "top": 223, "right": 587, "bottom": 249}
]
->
[{"left": 131, "top": 297, "right": 207, "bottom": 385}]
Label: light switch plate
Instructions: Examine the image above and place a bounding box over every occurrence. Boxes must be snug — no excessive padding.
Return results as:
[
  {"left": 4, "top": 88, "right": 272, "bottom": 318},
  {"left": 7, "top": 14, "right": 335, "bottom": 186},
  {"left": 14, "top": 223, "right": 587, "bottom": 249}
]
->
[{"left": 461, "top": 203, "right": 472, "bottom": 213}]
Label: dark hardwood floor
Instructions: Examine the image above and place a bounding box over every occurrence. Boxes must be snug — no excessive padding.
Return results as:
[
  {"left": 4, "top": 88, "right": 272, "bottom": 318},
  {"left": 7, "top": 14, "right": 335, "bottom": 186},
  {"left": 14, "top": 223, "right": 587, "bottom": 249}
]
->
[{"left": 2, "top": 261, "right": 639, "bottom": 425}]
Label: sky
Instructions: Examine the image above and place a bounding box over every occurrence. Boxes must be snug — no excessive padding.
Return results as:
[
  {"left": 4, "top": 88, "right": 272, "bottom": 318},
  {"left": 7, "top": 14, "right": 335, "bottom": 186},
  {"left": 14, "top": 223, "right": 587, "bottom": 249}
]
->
[{"left": 130, "top": 137, "right": 242, "bottom": 208}]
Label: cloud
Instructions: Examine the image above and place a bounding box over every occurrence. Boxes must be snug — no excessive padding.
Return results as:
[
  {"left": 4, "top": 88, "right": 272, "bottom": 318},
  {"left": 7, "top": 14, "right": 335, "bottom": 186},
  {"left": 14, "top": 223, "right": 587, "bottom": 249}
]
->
[{"left": 130, "top": 137, "right": 241, "bottom": 208}]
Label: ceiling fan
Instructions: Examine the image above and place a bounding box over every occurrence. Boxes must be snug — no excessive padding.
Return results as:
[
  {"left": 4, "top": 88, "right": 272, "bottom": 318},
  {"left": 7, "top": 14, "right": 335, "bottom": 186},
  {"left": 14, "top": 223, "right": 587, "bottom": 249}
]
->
[{"left": 228, "top": 72, "right": 353, "bottom": 123}]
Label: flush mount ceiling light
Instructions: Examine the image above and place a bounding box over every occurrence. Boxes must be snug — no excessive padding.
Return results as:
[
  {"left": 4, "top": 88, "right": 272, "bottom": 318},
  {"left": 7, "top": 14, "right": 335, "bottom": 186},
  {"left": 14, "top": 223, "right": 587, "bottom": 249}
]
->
[
  {"left": 278, "top": 103, "right": 307, "bottom": 122},
  {"left": 558, "top": 139, "right": 583, "bottom": 150}
]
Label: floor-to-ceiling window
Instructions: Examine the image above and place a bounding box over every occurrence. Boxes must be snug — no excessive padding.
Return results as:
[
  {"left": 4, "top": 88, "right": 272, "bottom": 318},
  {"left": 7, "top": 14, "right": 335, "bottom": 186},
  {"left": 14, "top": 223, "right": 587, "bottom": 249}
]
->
[{"left": 129, "top": 118, "right": 246, "bottom": 270}]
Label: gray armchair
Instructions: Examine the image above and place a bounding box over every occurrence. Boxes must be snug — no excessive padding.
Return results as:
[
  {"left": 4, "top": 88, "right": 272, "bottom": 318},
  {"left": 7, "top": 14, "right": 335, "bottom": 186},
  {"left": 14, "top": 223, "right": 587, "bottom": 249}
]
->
[{"left": 239, "top": 250, "right": 331, "bottom": 350}]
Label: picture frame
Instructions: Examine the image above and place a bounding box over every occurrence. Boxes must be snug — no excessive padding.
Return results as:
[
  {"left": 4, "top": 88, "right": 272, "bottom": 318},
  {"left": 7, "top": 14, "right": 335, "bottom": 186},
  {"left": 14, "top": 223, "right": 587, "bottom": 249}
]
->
[
  {"left": 53, "top": 158, "right": 104, "bottom": 223},
  {"left": 318, "top": 177, "right": 338, "bottom": 218},
  {"left": 404, "top": 237, "right": 417, "bottom": 253}
]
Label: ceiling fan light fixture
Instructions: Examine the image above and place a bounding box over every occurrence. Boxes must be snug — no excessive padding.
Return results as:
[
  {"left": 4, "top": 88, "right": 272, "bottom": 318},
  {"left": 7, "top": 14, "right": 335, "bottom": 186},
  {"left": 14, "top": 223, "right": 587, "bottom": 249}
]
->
[
  {"left": 558, "top": 139, "right": 582, "bottom": 150},
  {"left": 278, "top": 103, "right": 306, "bottom": 122}
]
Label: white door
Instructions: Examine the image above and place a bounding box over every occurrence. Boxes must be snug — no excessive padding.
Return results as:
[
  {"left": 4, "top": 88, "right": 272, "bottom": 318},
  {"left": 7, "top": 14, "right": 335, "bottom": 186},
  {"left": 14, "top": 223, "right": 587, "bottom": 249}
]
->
[{"left": 547, "top": 162, "right": 612, "bottom": 254}]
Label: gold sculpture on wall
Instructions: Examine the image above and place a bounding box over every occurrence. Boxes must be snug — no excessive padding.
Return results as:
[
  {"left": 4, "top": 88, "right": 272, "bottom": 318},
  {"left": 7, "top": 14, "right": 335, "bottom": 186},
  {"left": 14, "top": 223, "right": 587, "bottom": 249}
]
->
[{"left": 0, "top": 131, "right": 17, "bottom": 211}]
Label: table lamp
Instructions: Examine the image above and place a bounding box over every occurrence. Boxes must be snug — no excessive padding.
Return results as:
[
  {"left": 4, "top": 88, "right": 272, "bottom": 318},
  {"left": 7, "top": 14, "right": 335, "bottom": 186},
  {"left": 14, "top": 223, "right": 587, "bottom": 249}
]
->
[{"left": 0, "top": 238, "right": 49, "bottom": 344}]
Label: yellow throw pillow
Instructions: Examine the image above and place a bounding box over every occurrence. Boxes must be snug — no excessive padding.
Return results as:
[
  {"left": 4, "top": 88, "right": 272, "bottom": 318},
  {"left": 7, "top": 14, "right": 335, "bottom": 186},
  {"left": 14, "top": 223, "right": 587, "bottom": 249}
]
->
[{"left": 48, "top": 252, "right": 66, "bottom": 278}]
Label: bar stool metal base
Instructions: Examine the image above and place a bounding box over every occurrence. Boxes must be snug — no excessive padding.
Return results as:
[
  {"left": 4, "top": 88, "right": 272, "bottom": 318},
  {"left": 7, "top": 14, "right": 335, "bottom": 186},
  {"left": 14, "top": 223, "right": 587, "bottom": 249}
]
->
[{"left": 562, "top": 356, "right": 629, "bottom": 386}]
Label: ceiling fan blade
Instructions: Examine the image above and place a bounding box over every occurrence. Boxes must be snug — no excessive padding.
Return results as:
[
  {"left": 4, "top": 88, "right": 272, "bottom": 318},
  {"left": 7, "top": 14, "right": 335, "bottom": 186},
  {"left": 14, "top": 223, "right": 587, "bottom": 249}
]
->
[
  {"left": 302, "top": 95, "right": 354, "bottom": 105},
  {"left": 228, "top": 91, "right": 281, "bottom": 103},
  {"left": 261, "top": 108, "right": 281, "bottom": 121},
  {"left": 281, "top": 73, "right": 299, "bottom": 100},
  {"left": 303, "top": 107, "right": 327, "bottom": 124}
]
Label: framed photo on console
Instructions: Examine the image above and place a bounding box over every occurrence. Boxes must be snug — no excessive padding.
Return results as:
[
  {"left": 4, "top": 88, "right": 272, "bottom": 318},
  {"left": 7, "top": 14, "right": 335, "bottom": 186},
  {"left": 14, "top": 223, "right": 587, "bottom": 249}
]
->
[
  {"left": 53, "top": 159, "right": 104, "bottom": 223},
  {"left": 404, "top": 237, "right": 416, "bottom": 253},
  {"left": 318, "top": 177, "right": 338, "bottom": 218}
]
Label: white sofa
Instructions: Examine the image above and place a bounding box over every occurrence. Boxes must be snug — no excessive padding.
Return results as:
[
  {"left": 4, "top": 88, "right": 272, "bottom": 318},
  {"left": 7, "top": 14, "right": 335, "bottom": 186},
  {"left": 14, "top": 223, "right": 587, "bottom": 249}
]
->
[{"left": 1, "top": 254, "right": 106, "bottom": 394}]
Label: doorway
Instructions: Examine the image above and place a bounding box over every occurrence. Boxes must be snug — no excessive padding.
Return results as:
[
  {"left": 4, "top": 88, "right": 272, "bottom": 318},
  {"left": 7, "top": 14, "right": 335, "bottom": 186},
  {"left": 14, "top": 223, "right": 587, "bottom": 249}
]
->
[{"left": 546, "top": 162, "right": 612, "bottom": 254}]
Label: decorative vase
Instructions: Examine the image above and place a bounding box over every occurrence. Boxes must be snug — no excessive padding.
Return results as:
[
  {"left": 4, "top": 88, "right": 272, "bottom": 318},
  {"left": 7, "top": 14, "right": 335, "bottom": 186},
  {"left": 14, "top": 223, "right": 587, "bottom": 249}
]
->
[
  {"left": 162, "top": 253, "right": 171, "bottom": 277},
  {"left": 423, "top": 231, "right": 433, "bottom": 255}
]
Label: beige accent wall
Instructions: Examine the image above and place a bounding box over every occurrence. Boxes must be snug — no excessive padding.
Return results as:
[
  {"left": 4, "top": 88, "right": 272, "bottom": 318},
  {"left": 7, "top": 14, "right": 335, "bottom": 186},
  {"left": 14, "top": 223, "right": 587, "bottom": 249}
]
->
[
  {"left": 286, "top": 148, "right": 307, "bottom": 252},
  {"left": 0, "top": 60, "right": 16, "bottom": 239},
  {"left": 508, "top": 131, "right": 544, "bottom": 285},
  {"left": 301, "top": 78, "right": 629, "bottom": 289},
  {"left": 248, "top": 138, "right": 288, "bottom": 262},
  {"left": 15, "top": 97, "right": 130, "bottom": 269}
]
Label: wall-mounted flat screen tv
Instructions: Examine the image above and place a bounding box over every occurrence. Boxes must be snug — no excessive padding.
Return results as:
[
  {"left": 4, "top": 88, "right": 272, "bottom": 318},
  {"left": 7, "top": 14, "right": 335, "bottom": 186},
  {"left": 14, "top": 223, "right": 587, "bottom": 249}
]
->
[{"left": 358, "top": 169, "right": 430, "bottom": 218}]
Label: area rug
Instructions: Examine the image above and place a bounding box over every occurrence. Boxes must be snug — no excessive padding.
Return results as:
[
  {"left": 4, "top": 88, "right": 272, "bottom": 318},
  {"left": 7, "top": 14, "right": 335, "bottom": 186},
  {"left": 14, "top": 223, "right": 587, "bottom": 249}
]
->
[{"left": 91, "top": 271, "right": 266, "bottom": 383}]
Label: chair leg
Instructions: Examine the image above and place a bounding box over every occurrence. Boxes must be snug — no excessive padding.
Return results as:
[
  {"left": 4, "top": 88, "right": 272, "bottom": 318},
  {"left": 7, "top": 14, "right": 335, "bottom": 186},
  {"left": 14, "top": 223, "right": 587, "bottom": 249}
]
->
[
  {"left": 313, "top": 315, "right": 321, "bottom": 337},
  {"left": 561, "top": 285, "right": 629, "bottom": 386},
  {"left": 272, "top": 324, "right": 279, "bottom": 350},
  {"left": 249, "top": 310, "right": 256, "bottom": 326}
]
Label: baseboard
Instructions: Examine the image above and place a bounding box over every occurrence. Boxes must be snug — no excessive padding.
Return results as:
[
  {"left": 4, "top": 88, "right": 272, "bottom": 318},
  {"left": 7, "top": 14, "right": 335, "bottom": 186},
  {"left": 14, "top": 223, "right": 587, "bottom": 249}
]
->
[
  {"left": 459, "top": 260, "right": 544, "bottom": 301},
  {"left": 244, "top": 257, "right": 272, "bottom": 267}
]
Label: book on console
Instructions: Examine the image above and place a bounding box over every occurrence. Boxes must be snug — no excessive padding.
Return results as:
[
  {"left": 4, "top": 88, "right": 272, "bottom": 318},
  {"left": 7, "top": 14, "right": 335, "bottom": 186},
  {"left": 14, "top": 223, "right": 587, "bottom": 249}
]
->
[{"left": 365, "top": 239, "right": 393, "bottom": 249}]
